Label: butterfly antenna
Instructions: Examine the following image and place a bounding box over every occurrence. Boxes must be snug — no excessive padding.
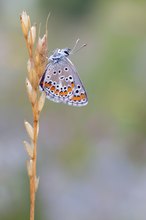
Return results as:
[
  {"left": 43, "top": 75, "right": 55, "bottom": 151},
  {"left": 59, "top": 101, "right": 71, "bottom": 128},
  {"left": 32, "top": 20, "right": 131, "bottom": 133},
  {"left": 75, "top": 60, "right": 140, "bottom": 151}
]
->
[
  {"left": 70, "top": 39, "right": 87, "bottom": 54},
  {"left": 74, "top": 43, "right": 87, "bottom": 54},
  {"left": 70, "top": 38, "right": 80, "bottom": 54}
]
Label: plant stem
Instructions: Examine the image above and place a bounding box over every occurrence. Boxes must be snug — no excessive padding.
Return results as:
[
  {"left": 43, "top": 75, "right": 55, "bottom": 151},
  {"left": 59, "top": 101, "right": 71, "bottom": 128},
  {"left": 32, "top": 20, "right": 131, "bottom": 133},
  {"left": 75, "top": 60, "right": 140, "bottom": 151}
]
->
[{"left": 30, "top": 104, "right": 39, "bottom": 220}]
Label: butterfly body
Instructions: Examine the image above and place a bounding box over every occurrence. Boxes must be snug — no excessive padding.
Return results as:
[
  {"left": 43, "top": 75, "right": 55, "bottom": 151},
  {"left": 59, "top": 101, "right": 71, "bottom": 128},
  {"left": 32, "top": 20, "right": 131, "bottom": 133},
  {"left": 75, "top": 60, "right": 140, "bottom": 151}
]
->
[{"left": 39, "top": 48, "right": 88, "bottom": 106}]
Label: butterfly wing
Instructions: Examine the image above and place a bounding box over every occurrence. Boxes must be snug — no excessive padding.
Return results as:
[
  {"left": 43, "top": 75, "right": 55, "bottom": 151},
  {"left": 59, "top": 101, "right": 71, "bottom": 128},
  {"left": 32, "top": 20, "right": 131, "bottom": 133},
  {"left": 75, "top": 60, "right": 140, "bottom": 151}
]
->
[{"left": 39, "top": 57, "right": 88, "bottom": 106}]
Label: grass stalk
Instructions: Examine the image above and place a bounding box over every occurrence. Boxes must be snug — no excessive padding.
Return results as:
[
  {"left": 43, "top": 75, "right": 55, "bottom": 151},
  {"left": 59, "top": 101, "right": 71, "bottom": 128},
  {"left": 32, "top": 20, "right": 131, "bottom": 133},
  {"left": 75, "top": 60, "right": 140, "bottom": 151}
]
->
[{"left": 20, "top": 11, "right": 48, "bottom": 220}]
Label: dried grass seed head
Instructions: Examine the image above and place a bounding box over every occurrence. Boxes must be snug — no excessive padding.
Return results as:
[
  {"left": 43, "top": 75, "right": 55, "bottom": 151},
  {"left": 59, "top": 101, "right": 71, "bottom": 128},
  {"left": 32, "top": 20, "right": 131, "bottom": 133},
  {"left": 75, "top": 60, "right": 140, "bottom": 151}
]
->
[
  {"left": 20, "top": 11, "right": 31, "bottom": 38},
  {"left": 28, "top": 26, "right": 36, "bottom": 46}
]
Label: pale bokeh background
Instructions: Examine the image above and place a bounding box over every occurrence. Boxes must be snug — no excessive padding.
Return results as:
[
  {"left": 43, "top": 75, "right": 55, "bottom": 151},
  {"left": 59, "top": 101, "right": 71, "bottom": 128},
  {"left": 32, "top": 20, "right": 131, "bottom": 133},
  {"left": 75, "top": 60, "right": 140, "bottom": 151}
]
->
[{"left": 1, "top": 0, "right": 146, "bottom": 220}]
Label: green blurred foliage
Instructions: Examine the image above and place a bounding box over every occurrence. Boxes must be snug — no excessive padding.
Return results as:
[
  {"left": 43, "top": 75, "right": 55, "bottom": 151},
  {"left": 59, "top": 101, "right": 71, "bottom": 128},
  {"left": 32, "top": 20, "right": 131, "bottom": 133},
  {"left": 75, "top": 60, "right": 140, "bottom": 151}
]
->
[{"left": 38, "top": 0, "right": 97, "bottom": 18}]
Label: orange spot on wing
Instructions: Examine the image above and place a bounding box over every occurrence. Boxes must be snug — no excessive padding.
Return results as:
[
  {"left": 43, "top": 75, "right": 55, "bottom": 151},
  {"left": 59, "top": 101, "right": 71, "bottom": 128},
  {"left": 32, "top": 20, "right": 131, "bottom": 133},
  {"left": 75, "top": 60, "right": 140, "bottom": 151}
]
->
[
  {"left": 67, "top": 86, "right": 72, "bottom": 92},
  {"left": 55, "top": 89, "right": 59, "bottom": 95},
  {"left": 45, "top": 82, "right": 52, "bottom": 88},
  {"left": 71, "top": 82, "right": 74, "bottom": 88},
  {"left": 59, "top": 91, "right": 63, "bottom": 96},
  {"left": 71, "top": 96, "right": 81, "bottom": 102},
  {"left": 81, "top": 93, "right": 86, "bottom": 100},
  {"left": 50, "top": 86, "right": 55, "bottom": 91},
  {"left": 76, "top": 96, "right": 81, "bottom": 101},
  {"left": 63, "top": 91, "right": 68, "bottom": 96}
]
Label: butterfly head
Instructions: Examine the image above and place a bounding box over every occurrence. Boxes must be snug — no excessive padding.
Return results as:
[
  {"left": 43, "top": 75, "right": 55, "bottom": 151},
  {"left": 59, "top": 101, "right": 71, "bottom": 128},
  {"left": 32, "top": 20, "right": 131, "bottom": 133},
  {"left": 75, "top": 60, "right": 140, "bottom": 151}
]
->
[
  {"left": 49, "top": 39, "right": 87, "bottom": 63},
  {"left": 58, "top": 48, "right": 71, "bottom": 56},
  {"left": 49, "top": 48, "right": 71, "bottom": 62}
]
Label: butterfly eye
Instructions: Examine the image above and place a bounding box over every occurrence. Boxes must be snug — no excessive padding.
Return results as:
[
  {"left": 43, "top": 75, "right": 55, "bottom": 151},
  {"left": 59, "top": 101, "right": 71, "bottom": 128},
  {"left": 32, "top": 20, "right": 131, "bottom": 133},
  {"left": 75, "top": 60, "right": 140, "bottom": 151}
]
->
[{"left": 64, "top": 50, "right": 69, "bottom": 55}]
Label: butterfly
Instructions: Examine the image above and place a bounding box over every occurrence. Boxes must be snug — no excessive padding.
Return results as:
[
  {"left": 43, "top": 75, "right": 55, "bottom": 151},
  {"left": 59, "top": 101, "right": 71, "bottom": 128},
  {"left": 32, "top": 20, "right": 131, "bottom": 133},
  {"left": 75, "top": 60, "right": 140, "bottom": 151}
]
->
[{"left": 39, "top": 39, "right": 88, "bottom": 106}]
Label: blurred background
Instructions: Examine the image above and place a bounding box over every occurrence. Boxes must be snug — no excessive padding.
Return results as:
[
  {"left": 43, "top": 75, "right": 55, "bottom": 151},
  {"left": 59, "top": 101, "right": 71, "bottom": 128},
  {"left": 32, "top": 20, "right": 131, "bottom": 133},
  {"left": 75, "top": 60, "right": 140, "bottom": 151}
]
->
[{"left": 0, "top": 0, "right": 146, "bottom": 219}]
